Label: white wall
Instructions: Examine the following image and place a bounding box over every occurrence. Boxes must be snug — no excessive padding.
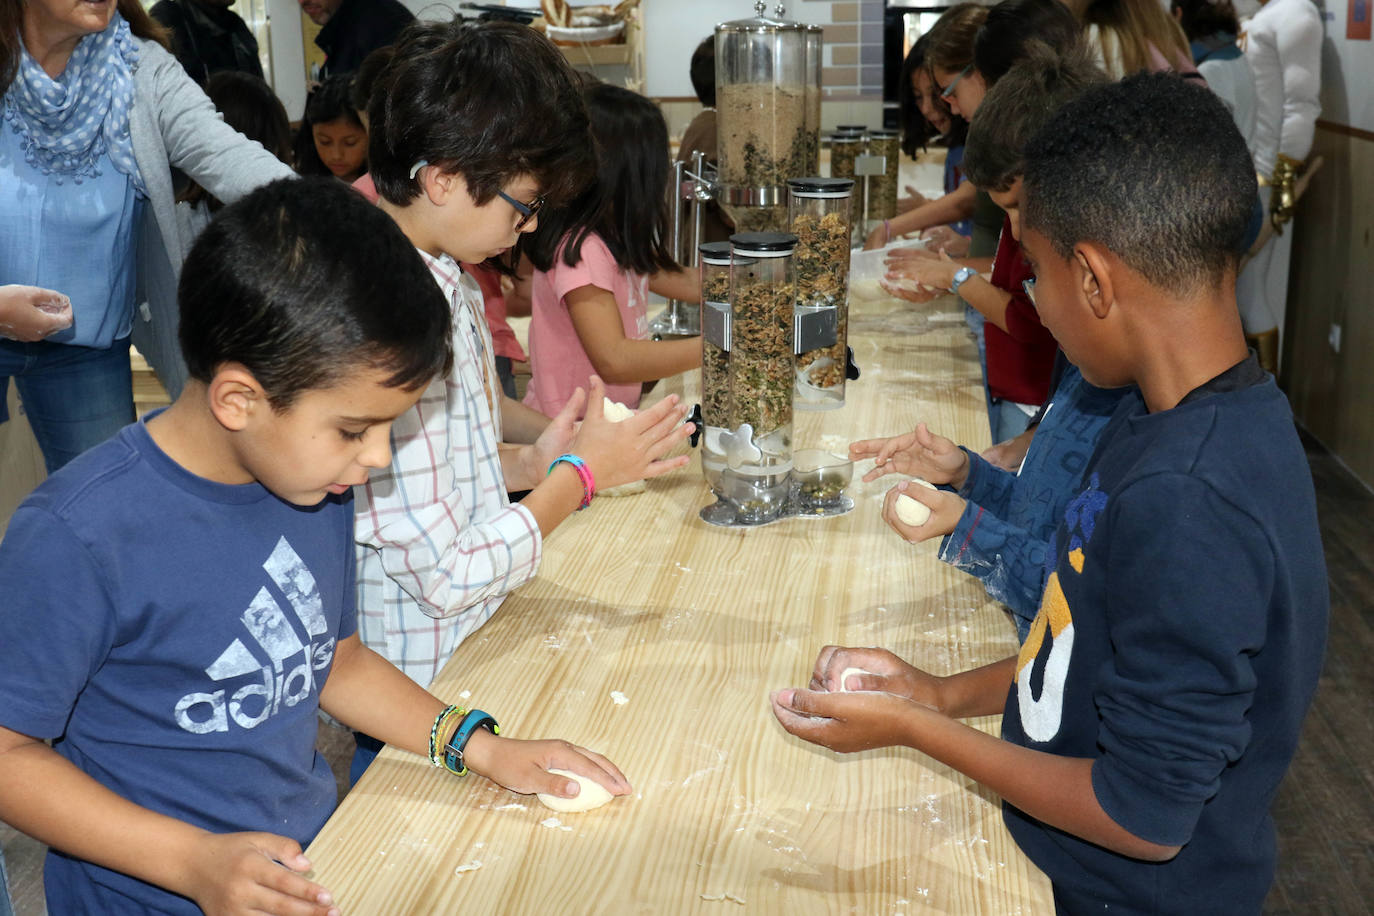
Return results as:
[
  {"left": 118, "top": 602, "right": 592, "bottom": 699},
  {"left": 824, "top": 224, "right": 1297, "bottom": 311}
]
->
[
  {"left": 266, "top": 0, "right": 306, "bottom": 117},
  {"left": 1318, "top": 0, "right": 1374, "bottom": 132}
]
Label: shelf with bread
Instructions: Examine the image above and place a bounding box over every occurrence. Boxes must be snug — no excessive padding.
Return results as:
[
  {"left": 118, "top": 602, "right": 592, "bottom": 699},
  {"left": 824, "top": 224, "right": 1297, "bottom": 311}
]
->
[{"left": 534, "top": 0, "right": 644, "bottom": 88}]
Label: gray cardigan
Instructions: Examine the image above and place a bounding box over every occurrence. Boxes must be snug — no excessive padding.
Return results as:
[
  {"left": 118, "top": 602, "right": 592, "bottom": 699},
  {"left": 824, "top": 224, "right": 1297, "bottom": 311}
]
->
[{"left": 129, "top": 38, "right": 296, "bottom": 398}]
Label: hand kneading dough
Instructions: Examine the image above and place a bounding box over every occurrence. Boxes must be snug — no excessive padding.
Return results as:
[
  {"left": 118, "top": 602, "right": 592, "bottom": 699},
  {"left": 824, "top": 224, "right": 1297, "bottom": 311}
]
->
[
  {"left": 600, "top": 397, "right": 647, "bottom": 495},
  {"left": 837, "top": 666, "right": 877, "bottom": 692},
  {"left": 536, "top": 768, "right": 616, "bottom": 812},
  {"left": 602, "top": 397, "right": 636, "bottom": 422},
  {"left": 894, "top": 478, "right": 938, "bottom": 527}
]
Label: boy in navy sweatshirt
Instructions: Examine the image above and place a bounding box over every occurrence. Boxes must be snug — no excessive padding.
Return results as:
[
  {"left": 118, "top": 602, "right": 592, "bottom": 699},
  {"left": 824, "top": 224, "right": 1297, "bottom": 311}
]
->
[{"left": 772, "top": 73, "right": 1328, "bottom": 915}]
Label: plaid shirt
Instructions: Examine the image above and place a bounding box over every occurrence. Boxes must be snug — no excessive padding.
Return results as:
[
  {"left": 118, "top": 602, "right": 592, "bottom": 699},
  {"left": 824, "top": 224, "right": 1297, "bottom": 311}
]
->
[{"left": 354, "top": 251, "right": 542, "bottom": 688}]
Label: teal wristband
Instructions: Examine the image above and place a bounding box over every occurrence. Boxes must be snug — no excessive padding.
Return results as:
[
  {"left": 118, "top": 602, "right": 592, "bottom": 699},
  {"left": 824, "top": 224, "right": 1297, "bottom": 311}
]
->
[
  {"left": 443, "top": 709, "right": 500, "bottom": 776},
  {"left": 548, "top": 453, "right": 595, "bottom": 509}
]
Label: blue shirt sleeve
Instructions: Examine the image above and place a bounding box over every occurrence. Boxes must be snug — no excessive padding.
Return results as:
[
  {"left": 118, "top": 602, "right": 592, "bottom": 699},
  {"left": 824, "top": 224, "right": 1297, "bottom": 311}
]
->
[{"left": 0, "top": 506, "right": 115, "bottom": 739}]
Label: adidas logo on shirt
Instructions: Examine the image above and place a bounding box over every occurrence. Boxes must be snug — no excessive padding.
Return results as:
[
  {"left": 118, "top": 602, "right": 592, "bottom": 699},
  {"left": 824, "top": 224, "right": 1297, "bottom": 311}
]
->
[{"left": 173, "top": 537, "right": 337, "bottom": 734}]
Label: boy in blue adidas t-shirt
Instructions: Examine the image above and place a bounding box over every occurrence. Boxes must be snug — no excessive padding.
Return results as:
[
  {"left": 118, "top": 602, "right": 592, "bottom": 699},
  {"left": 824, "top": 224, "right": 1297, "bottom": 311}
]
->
[
  {"left": 771, "top": 75, "right": 1327, "bottom": 914},
  {"left": 0, "top": 179, "right": 629, "bottom": 916}
]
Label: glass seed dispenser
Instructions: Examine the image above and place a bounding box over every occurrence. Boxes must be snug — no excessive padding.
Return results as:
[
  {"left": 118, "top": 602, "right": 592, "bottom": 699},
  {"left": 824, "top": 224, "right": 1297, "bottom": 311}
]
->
[
  {"left": 715, "top": 3, "right": 820, "bottom": 233},
  {"left": 789, "top": 177, "right": 853, "bottom": 409},
  {"left": 700, "top": 231, "right": 798, "bottom": 526},
  {"left": 698, "top": 240, "right": 735, "bottom": 500}
]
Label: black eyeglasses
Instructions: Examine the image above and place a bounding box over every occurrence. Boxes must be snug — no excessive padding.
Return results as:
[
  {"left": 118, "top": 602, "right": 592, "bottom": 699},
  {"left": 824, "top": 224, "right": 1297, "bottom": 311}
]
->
[{"left": 496, "top": 189, "right": 545, "bottom": 231}]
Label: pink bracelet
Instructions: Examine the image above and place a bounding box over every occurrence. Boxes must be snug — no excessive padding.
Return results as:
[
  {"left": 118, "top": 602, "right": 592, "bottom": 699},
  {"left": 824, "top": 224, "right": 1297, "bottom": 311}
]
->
[{"left": 548, "top": 454, "right": 595, "bottom": 509}]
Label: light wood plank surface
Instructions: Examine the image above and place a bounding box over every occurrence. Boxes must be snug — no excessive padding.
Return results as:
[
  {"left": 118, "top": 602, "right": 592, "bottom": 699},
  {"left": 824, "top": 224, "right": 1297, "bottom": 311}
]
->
[{"left": 306, "top": 289, "right": 1051, "bottom": 915}]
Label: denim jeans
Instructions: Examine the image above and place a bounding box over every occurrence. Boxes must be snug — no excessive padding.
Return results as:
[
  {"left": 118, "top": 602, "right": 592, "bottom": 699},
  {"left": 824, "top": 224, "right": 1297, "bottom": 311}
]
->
[
  {"left": 989, "top": 397, "right": 1036, "bottom": 445},
  {"left": 962, "top": 301, "right": 995, "bottom": 437},
  {"left": 0, "top": 337, "right": 134, "bottom": 474},
  {"left": 0, "top": 846, "right": 12, "bottom": 916}
]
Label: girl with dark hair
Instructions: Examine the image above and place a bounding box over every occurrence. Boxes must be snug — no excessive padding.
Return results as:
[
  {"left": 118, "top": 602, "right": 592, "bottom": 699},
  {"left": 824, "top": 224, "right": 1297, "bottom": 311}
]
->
[
  {"left": 180, "top": 70, "right": 292, "bottom": 215},
  {"left": 866, "top": 32, "right": 975, "bottom": 252},
  {"left": 294, "top": 71, "right": 367, "bottom": 182},
  {"left": 521, "top": 82, "right": 699, "bottom": 418}
]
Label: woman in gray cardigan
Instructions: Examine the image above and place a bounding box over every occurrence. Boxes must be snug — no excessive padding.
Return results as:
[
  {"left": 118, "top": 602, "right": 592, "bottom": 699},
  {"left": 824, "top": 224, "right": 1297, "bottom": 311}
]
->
[{"left": 0, "top": 0, "right": 293, "bottom": 473}]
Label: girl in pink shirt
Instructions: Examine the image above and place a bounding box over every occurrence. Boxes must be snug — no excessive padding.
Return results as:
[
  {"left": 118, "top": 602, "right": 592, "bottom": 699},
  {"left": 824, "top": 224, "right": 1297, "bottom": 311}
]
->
[{"left": 522, "top": 82, "right": 700, "bottom": 418}]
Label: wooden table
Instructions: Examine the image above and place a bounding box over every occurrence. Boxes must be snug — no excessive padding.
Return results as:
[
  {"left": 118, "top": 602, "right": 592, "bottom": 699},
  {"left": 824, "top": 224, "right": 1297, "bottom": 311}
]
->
[{"left": 306, "top": 288, "right": 1053, "bottom": 914}]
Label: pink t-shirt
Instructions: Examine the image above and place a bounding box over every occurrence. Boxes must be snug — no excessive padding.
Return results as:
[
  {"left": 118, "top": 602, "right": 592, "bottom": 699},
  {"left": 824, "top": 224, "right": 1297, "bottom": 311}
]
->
[{"left": 523, "top": 232, "right": 649, "bottom": 418}]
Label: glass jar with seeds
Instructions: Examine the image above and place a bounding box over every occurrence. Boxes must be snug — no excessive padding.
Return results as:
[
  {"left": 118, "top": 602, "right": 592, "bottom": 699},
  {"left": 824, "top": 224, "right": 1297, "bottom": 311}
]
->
[
  {"left": 725, "top": 231, "right": 797, "bottom": 524},
  {"left": 698, "top": 241, "right": 736, "bottom": 495},
  {"left": 866, "top": 129, "right": 901, "bottom": 222},
  {"left": 715, "top": 10, "right": 810, "bottom": 238},
  {"left": 827, "top": 130, "right": 862, "bottom": 181},
  {"left": 788, "top": 178, "right": 853, "bottom": 409},
  {"left": 803, "top": 27, "right": 823, "bottom": 175}
]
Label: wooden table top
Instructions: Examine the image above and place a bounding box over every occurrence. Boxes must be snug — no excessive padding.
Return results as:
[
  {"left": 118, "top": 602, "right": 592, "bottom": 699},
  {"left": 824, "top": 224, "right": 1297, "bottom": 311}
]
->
[{"left": 306, "top": 288, "right": 1052, "bottom": 914}]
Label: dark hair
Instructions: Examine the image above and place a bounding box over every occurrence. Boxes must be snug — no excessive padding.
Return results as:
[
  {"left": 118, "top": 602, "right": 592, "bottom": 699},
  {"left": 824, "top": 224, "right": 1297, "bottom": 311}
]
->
[
  {"left": 2, "top": 0, "right": 169, "bottom": 93},
  {"left": 1022, "top": 73, "right": 1256, "bottom": 296},
  {"left": 523, "top": 83, "right": 677, "bottom": 277},
  {"left": 293, "top": 72, "right": 364, "bottom": 177},
  {"left": 178, "top": 177, "right": 452, "bottom": 409},
  {"left": 351, "top": 44, "right": 396, "bottom": 113},
  {"left": 689, "top": 36, "right": 715, "bottom": 107},
  {"left": 180, "top": 71, "right": 292, "bottom": 210},
  {"left": 925, "top": 3, "right": 989, "bottom": 75},
  {"left": 1170, "top": 0, "right": 1240, "bottom": 41},
  {"left": 898, "top": 33, "right": 967, "bottom": 159},
  {"left": 964, "top": 42, "right": 1105, "bottom": 192},
  {"left": 368, "top": 19, "right": 593, "bottom": 209},
  {"left": 974, "top": 0, "right": 1084, "bottom": 85}
]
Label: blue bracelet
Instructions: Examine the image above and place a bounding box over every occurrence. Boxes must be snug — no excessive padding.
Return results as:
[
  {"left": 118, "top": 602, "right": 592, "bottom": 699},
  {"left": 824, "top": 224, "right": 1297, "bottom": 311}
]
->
[
  {"left": 443, "top": 708, "right": 500, "bottom": 776},
  {"left": 547, "top": 453, "right": 594, "bottom": 509}
]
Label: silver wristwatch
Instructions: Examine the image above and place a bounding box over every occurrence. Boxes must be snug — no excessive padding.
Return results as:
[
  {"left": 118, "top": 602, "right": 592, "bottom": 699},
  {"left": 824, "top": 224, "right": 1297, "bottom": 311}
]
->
[{"left": 950, "top": 266, "right": 977, "bottom": 295}]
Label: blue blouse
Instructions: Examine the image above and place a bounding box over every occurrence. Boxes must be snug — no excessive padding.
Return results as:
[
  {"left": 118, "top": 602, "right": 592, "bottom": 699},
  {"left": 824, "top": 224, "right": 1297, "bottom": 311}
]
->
[{"left": 0, "top": 119, "right": 144, "bottom": 349}]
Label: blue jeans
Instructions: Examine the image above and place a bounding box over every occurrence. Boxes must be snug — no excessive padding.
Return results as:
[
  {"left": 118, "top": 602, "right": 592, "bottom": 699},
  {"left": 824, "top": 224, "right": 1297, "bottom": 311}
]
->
[
  {"left": 0, "top": 846, "right": 13, "bottom": 916},
  {"left": 989, "top": 397, "right": 1036, "bottom": 445},
  {"left": 350, "top": 732, "right": 383, "bottom": 786},
  {"left": 0, "top": 337, "right": 134, "bottom": 474},
  {"left": 962, "top": 302, "right": 995, "bottom": 437}
]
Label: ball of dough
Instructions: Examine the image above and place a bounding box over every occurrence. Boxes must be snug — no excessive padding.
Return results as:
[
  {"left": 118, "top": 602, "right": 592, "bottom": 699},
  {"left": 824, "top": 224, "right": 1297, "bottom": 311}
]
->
[
  {"left": 837, "top": 666, "right": 877, "bottom": 692},
  {"left": 536, "top": 768, "right": 616, "bottom": 813},
  {"left": 602, "top": 397, "right": 635, "bottom": 422},
  {"left": 893, "top": 478, "right": 938, "bottom": 527}
]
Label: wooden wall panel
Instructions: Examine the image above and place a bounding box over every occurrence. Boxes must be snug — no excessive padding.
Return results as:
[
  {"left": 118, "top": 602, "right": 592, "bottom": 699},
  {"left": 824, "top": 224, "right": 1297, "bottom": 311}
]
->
[{"left": 1284, "top": 123, "right": 1374, "bottom": 491}]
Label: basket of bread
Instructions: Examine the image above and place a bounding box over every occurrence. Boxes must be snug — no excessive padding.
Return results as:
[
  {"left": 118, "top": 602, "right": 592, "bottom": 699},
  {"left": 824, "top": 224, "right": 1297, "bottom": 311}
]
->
[{"left": 541, "top": 0, "right": 641, "bottom": 45}]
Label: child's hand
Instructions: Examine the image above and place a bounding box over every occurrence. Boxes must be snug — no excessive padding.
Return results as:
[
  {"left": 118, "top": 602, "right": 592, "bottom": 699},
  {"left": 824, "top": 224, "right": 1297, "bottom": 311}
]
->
[
  {"left": 524, "top": 385, "right": 586, "bottom": 480},
  {"left": 806, "top": 645, "right": 945, "bottom": 711},
  {"left": 881, "top": 479, "right": 962, "bottom": 543},
  {"left": 0, "top": 284, "right": 73, "bottom": 342},
  {"left": 570, "top": 376, "right": 693, "bottom": 491},
  {"left": 851, "top": 422, "right": 968, "bottom": 486},
  {"left": 769, "top": 687, "right": 928, "bottom": 754},
  {"left": 461, "top": 729, "right": 632, "bottom": 801},
  {"left": 185, "top": 831, "right": 339, "bottom": 916},
  {"left": 883, "top": 245, "right": 939, "bottom": 267},
  {"left": 885, "top": 248, "right": 959, "bottom": 292}
]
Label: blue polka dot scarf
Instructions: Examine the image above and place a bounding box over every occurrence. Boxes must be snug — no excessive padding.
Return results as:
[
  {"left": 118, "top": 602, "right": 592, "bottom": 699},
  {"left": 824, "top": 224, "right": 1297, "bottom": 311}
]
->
[{"left": 3, "top": 11, "right": 145, "bottom": 196}]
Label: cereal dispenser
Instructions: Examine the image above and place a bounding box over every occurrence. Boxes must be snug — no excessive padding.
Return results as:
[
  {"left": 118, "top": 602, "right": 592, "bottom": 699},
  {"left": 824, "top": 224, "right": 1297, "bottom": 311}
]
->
[
  {"left": 698, "top": 240, "right": 735, "bottom": 500},
  {"left": 715, "top": 3, "right": 820, "bottom": 234},
  {"left": 700, "top": 231, "right": 797, "bottom": 526},
  {"left": 788, "top": 178, "right": 853, "bottom": 409}
]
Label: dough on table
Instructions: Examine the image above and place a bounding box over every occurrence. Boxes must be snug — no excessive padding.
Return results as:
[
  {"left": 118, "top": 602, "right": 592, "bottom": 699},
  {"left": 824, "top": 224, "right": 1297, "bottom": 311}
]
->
[
  {"left": 836, "top": 666, "right": 878, "bottom": 692},
  {"left": 601, "top": 397, "right": 636, "bottom": 422},
  {"left": 600, "top": 397, "right": 646, "bottom": 496},
  {"left": 536, "top": 768, "right": 616, "bottom": 812},
  {"left": 894, "top": 478, "right": 938, "bottom": 527}
]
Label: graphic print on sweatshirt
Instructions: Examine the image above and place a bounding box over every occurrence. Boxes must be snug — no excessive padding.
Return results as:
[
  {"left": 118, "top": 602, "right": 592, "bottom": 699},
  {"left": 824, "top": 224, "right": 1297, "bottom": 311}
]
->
[
  {"left": 174, "top": 536, "right": 337, "bottom": 734},
  {"left": 1014, "top": 473, "right": 1107, "bottom": 742}
]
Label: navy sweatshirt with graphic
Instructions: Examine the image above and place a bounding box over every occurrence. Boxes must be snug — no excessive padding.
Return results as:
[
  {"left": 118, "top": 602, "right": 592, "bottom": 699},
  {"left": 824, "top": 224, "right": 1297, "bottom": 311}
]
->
[{"left": 1001, "top": 356, "right": 1328, "bottom": 915}]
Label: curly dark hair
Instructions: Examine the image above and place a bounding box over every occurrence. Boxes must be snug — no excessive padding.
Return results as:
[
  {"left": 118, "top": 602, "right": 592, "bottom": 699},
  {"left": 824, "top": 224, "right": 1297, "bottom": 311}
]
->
[{"left": 1022, "top": 72, "right": 1256, "bottom": 296}]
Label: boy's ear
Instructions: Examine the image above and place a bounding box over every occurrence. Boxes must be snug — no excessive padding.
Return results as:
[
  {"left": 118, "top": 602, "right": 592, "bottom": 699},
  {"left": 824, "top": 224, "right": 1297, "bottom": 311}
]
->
[
  {"left": 420, "top": 166, "right": 461, "bottom": 206},
  {"left": 206, "top": 363, "right": 268, "bottom": 432},
  {"left": 1074, "top": 242, "right": 1115, "bottom": 320}
]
